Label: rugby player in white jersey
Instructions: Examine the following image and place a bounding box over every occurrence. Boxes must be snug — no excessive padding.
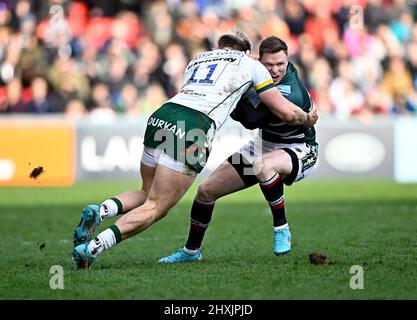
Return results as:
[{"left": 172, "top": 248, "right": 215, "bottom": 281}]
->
[{"left": 72, "top": 31, "right": 317, "bottom": 269}]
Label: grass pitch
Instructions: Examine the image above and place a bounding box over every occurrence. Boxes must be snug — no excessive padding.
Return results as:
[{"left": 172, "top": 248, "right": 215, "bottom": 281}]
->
[{"left": 0, "top": 180, "right": 416, "bottom": 300}]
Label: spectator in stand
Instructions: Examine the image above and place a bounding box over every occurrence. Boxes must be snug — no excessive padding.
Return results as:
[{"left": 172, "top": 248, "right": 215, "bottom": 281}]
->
[
  {"left": 28, "top": 76, "right": 57, "bottom": 113},
  {"left": 308, "top": 57, "right": 334, "bottom": 114},
  {"left": 88, "top": 82, "right": 116, "bottom": 123},
  {"left": 132, "top": 38, "right": 165, "bottom": 97},
  {"left": 364, "top": 81, "right": 394, "bottom": 115},
  {"left": 161, "top": 42, "right": 189, "bottom": 97},
  {"left": 391, "top": 9, "right": 413, "bottom": 43},
  {"left": 137, "top": 82, "right": 167, "bottom": 116},
  {"left": 330, "top": 59, "right": 365, "bottom": 119},
  {"left": 303, "top": 0, "right": 339, "bottom": 54},
  {"left": 253, "top": 0, "right": 291, "bottom": 42},
  {"left": 64, "top": 98, "right": 87, "bottom": 120},
  {"left": 145, "top": 1, "right": 175, "bottom": 48},
  {"left": 2, "top": 77, "right": 28, "bottom": 113},
  {"left": 283, "top": 0, "right": 307, "bottom": 36},
  {"left": 47, "top": 55, "right": 90, "bottom": 106},
  {"left": 364, "top": 0, "right": 392, "bottom": 33},
  {"left": 114, "top": 83, "right": 140, "bottom": 115},
  {"left": 383, "top": 55, "right": 414, "bottom": 98},
  {"left": 18, "top": 34, "right": 48, "bottom": 85}
]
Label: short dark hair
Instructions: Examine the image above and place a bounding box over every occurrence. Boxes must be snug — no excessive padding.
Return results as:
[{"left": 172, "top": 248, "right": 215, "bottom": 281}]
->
[
  {"left": 217, "top": 30, "right": 252, "bottom": 52},
  {"left": 259, "top": 36, "right": 288, "bottom": 58}
]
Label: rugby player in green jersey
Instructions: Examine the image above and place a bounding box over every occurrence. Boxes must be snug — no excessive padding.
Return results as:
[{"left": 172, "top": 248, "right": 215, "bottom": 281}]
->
[
  {"left": 159, "top": 36, "right": 318, "bottom": 263},
  {"left": 72, "top": 32, "right": 317, "bottom": 269}
]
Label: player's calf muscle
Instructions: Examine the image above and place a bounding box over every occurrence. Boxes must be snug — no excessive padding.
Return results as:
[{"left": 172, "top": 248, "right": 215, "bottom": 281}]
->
[
  {"left": 117, "top": 190, "right": 147, "bottom": 212},
  {"left": 117, "top": 203, "right": 160, "bottom": 236}
]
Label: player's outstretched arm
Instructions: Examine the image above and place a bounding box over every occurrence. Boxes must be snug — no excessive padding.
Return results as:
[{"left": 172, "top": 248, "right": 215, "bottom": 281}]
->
[{"left": 258, "top": 88, "right": 317, "bottom": 128}]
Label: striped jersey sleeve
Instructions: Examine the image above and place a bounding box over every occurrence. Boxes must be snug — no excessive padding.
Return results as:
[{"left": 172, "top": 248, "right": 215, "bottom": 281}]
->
[{"left": 252, "top": 60, "right": 274, "bottom": 94}]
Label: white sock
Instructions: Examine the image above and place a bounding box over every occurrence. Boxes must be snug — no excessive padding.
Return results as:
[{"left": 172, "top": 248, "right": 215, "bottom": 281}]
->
[
  {"left": 274, "top": 223, "right": 289, "bottom": 231},
  {"left": 183, "top": 247, "right": 198, "bottom": 255},
  {"left": 87, "top": 228, "right": 117, "bottom": 258},
  {"left": 99, "top": 199, "right": 119, "bottom": 221}
]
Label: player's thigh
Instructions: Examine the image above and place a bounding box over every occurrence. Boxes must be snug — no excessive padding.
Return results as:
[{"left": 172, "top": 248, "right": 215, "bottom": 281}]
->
[
  {"left": 140, "top": 162, "right": 156, "bottom": 194},
  {"left": 197, "top": 161, "right": 246, "bottom": 202},
  {"left": 147, "top": 164, "right": 195, "bottom": 214},
  {"left": 256, "top": 149, "right": 293, "bottom": 176}
]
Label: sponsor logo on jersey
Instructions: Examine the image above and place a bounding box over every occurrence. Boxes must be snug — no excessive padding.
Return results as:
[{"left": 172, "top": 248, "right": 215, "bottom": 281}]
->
[
  {"left": 277, "top": 85, "right": 291, "bottom": 96},
  {"left": 147, "top": 117, "right": 186, "bottom": 139},
  {"left": 302, "top": 154, "right": 317, "bottom": 170},
  {"left": 180, "top": 89, "right": 206, "bottom": 97},
  {"left": 187, "top": 57, "right": 238, "bottom": 70}
]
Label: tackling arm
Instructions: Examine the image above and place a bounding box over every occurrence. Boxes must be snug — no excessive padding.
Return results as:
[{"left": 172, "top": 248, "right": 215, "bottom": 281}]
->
[{"left": 258, "top": 88, "right": 317, "bottom": 128}]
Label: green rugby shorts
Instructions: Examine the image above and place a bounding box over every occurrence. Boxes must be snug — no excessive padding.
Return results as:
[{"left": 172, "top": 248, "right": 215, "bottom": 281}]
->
[{"left": 143, "top": 103, "right": 215, "bottom": 174}]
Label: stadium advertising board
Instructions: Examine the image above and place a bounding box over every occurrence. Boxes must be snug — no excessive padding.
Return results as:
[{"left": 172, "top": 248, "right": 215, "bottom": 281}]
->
[
  {"left": 76, "top": 119, "right": 147, "bottom": 180},
  {"left": 0, "top": 118, "right": 76, "bottom": 186},
  {"left": 75, "top": 117, "right": 394, "bottom": 181},
  {"left": 0, "top": 116, "right": 400, "bottom": 185},
  {"left": 314, "top": 118, "right": 394, "bottom": 179}
]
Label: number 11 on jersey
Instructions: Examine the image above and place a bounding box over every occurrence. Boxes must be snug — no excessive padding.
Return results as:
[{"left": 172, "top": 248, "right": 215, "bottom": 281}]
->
[{"left": 188, "top": 64, "right": 219, "bottom": 85}]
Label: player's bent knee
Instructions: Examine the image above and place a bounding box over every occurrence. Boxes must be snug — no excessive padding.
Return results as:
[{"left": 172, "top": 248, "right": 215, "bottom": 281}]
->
[
  {"left": 196, "top": 183, "right": 218, "bottom": 203},
  {"left": 253, "top": 157, "right": 275, "bottom": 180},
  {"left": 252, "top": 157, "right": 265, "bottom": 175}
]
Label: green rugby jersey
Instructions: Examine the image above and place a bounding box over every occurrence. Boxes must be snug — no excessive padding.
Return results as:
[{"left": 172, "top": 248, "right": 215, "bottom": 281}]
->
[{"left": 260, "top": 61, "right": 316, "bottom": 145}]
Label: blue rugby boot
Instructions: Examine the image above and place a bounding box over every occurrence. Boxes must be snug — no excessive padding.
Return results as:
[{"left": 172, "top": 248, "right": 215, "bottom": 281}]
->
[
  {"left": 73, "top": 204, "right": 101, "bottom": 247},
  {"left": 72, "top": 243, "right": 95, "bottom": 270},
  {"left": 158, "top": 248, "right": 202, "bottom": 263},
  {"left": 274, "top": 227, "right": 291, "bottom": 255}
]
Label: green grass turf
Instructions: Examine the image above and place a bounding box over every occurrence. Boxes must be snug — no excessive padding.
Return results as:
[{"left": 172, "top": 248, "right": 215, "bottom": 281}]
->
[{"left": 0, "top": 180, "right": 416, "bottom": 300}]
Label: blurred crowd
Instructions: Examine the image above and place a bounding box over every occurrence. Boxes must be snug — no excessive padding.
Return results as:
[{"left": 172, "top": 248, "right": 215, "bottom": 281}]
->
[{"left": 0, "top": 0, "right": 416, "bottom": 121}]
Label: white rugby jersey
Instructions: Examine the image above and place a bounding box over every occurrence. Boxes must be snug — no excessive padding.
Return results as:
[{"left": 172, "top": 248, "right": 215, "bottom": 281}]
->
[{"left": 168, "top": 49, "right": 274, "bottom": 128}]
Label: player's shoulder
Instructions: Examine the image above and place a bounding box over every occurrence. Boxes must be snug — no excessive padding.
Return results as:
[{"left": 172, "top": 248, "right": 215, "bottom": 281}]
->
[
  {"left": 226, "top": 52, "right": 264, "bottom": 73},
  {"left": 246, "top": 57, "right": 267, "bottom": 70}
]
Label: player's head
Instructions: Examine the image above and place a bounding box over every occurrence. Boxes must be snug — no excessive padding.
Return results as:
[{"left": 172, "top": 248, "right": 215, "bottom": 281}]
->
[
  {"left": 259, "top": 36, "right": 289, "bottom": 84},
  {"left": 216, "top": 30, "right": 252, "bottom": 52}
]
